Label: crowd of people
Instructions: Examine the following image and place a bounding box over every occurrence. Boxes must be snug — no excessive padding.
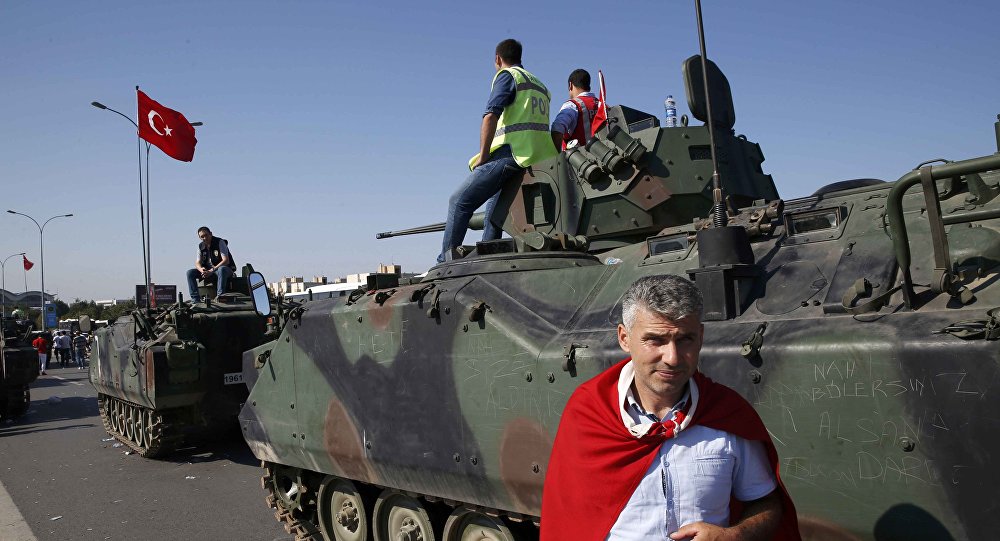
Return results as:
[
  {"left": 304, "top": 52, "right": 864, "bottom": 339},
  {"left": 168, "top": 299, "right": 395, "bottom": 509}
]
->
[{"left": 30, "top": 329, "right": 90, "bottom": 376}]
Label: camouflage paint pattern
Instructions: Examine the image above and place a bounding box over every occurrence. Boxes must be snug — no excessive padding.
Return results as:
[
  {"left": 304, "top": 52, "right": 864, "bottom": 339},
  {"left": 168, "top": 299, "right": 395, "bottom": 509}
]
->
[{"left": 239, "top": 66, "right": 1000, "bottom": 539}]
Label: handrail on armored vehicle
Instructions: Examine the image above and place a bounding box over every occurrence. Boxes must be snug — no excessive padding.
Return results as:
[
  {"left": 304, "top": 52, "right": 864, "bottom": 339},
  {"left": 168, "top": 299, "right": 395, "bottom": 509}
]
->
[{"left": 886, "top": 151, "right": 1000, "bottom": 309}]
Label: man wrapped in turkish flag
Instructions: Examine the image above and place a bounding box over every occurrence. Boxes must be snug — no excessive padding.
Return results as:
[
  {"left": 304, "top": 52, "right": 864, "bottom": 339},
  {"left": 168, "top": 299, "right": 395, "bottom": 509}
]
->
[
  {"left": 137, "top": 89, "right": 197, "bottom": 162},
  {"left": 540, "top": 361, "right": 801, "bottom": 540}
]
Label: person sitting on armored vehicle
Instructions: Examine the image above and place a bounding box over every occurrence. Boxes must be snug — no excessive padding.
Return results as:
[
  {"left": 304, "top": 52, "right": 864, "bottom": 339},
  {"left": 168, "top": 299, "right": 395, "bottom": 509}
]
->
[
  {"left": 542, "top": 275, "right": 799, "bottom": 540},
  {"left": 186, "top": 226, "right": 237, "bottom": 303},
  {"left": 550, "top": 68, "right": 600, "bottom": 150},
  {"left": 10, "top": 307, "right": 23, "bottom": 321},
  {"left": 437, "top": 38, "right": 558, "bottom": 263}
]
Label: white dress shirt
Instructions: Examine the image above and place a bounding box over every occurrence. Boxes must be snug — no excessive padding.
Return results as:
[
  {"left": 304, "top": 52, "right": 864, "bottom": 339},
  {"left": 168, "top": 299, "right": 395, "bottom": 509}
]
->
[{"left": 607, "top": 362, "right": 777, "bottom": 540}]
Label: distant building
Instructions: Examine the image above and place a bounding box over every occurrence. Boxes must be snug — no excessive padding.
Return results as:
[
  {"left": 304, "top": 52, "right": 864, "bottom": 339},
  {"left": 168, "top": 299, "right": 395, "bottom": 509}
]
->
[
  {"left": 96, "top": 299, "right": 132, "bottom": 308},
  {"left": 268, "top": 264, "right": 411, "bottom": 298},
  {"left": 346, "top": 264, "right": 404, "bottom": 285},
  {"left": 1, "top": 289, "right": 54, "bottom": 310},
  {"left": 268, "top": 276, "right": 329, "bottom": 297}
]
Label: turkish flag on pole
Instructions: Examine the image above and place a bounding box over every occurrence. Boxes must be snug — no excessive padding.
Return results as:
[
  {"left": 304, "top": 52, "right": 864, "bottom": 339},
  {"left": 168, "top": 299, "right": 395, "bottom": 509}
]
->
[
  {"left": 22, "top": 256, "right": 33, "bottom": 271},
  {"left": 137, "top": 89, "right": 197, "bottom": 162},
  {"left": 591, "top": 70, "right": 608, "bottom": 136}
]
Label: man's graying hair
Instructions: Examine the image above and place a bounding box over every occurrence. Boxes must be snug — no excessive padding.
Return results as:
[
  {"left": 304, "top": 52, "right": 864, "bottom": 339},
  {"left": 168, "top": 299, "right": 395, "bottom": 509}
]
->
[{"left": 621, "top": 275, "right": 703, "bottom": 329}]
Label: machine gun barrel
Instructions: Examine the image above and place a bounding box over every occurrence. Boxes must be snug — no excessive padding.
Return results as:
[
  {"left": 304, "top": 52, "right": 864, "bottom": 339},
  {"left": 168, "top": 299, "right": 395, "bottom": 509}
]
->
[{"left": 376, "top": 212, "right": 485, "bottom": 239}]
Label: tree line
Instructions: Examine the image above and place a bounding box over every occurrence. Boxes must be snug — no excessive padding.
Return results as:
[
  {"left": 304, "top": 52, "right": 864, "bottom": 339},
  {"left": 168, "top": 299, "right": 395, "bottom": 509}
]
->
[{"left": 9, "top": 299, "right": 137, "bottom": 329}]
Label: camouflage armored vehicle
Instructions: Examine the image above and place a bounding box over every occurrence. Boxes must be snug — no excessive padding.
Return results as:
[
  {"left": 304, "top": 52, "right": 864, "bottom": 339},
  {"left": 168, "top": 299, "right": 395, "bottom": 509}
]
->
[
  {"left": 90, "top": 266, "right": 274, "bottom": 457},
  {"left": 238, "top": 54, "right": 1000, "bottom": 541},
  {"left": 0, "top": 316, "right": 39, "bottom": 421}
]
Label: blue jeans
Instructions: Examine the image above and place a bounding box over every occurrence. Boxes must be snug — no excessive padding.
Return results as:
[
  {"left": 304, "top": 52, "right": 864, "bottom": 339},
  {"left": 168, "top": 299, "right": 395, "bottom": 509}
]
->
[
  {"left": 438, "top": 145, "right": 521, "bottom": 263},
  {"left": 75, "top": 348, "right": 87, "bottom": 367},
  {"left": 186, "top": 266, "right": 234, "bottom": 301}
]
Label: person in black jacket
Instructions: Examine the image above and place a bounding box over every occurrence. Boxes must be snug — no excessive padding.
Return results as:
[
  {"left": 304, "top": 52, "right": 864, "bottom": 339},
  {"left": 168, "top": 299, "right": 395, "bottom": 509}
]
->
[{"left": 185, "top": 226, "right": 237, "bottom": 303}]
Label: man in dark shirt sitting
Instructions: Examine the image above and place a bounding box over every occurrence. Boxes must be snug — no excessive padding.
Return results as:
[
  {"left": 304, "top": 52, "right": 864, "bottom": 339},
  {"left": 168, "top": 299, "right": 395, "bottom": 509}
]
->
[{"left": 186, "top": 226, "right": 236, "bottom": 303}]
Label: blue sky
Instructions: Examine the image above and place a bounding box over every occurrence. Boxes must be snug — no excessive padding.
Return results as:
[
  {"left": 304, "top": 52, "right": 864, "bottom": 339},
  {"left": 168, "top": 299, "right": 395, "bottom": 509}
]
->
[{"left": 2, "top": 0, "right": 998, "bottom": 302}]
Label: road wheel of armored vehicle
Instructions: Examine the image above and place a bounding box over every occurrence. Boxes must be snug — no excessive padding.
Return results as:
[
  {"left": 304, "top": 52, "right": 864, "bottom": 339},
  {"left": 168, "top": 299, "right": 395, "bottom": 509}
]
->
[
  {"left": 116, "top": 401, "right": 126, "bottom": 434},
  {"left": 132, "top": 408, "right": 150, "bottom": 447},
  {"left": 317, "top": 477, "right": 369, "bottom": 541},
  {"left": 373, "top": 491, "right": 435, "bottom": 541},
  {"left": 140, "top": 409, "right": 156, "bottom": 446},
  {"left": 124, "top": 404, "right": 136, "bottom": 442},
  {"left": 110, "top": 399, "right": 122, "bottom": 433},
  {"left": 442, "top": 510, "right": 513, "bottom": 541}
]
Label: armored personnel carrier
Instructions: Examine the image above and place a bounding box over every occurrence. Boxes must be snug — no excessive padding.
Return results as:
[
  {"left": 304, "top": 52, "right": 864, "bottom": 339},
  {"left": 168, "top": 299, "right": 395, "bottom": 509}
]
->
[
  {"left": 0, "top": 316, "right": 39, "bottom": 421},
  {"left": 90, "top": 266, "right": 274, "bottom": 457},
  {"left": 238, "top": 53, "right": 1000, "bottom": 541}
]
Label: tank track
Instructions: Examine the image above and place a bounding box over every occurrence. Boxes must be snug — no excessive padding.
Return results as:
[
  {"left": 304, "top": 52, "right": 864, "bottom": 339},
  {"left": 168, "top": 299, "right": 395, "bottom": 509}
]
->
[
  {"left": 261, "top": 461, "right": 321, "bottom": 541},
  {"left": 259, "top": 461, "right": 540, "bottom": 541},
  {"left": 97, "top": 393, "right": 182, "bottom": 458}
]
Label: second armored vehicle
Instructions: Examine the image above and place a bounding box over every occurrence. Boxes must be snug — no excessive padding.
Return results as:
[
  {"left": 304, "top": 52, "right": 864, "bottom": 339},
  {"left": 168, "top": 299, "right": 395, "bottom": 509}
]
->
[
  {"left": 0, "top": 316, "right": 39, "bottom": 421},
  {"left": 90, "top": 266, "right": 273, "bottom": 457}
]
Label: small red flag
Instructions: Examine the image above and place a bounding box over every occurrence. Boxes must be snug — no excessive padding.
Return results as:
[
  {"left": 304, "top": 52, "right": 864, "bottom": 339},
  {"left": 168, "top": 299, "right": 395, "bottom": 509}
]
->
[
  {"left": 591, "top": 70, "right": 608, "bottom": 136},
  {"left": 137, "top": 89, "right": 197, "bottom": 162},
  {"left": 22, "top": 255, "right": 33, "bottom": 271}
]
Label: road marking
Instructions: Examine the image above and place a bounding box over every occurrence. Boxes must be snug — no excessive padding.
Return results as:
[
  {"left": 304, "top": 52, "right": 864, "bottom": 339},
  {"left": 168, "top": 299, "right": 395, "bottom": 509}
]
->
[
  {"left": 50, "top": 376, "right": 84, "bottom": 386},
  {"left": 0, "top": 478, "right": 36, "bottom": 541}
]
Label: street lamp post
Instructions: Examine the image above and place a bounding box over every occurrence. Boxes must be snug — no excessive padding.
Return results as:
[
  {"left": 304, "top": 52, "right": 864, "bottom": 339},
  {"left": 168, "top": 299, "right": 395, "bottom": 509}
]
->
[
  {"left": 6, "top": 211, "right": 73, "bottom": 331},
  {"left": 1, "top": 252, "right": 26, "bottom": 317}
]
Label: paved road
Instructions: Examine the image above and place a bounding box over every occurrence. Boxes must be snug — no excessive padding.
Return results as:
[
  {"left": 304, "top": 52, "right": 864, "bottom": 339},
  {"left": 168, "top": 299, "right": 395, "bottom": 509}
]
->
[{"left": 0, "top": 366, "right": 292, "bottom": 541}]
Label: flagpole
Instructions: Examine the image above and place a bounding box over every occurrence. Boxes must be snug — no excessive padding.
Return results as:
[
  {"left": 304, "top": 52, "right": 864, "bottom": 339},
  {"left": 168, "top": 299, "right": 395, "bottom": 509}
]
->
[
  {"left": 145, "top": 140, "right": 152, "bottom": 308},
  {"left": 136, "top": 85, "right": 150, "bottom": 310}
]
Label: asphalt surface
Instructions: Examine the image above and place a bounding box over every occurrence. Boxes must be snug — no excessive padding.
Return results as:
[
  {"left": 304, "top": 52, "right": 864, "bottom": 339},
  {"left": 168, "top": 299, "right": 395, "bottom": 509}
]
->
[{"left": 0, "top": 365, "right": 292, "bottom": 541}]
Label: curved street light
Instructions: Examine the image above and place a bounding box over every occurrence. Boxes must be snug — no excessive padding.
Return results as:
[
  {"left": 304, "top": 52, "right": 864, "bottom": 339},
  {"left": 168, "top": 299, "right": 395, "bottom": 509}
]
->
[
  {"left": 91, "top": 101, "right": 203, "bottom": 127},
  {"left": 6, "top": 210, "right": 73, "bottom": 331},
  {"left": 1, "top": 251, "right": 26, "bottom": 317}
]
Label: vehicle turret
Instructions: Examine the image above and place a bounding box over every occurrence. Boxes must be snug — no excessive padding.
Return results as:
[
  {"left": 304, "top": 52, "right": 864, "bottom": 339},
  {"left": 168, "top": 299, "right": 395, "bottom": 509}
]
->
[{"left": 380, "top": 55, "right": 778, "bottom": 255}]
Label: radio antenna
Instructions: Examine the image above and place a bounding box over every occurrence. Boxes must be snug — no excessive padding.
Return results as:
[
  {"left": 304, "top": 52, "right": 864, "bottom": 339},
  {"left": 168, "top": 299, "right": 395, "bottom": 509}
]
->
[{"left": 694, "top": 0, "right": 727, "bottom": 227}]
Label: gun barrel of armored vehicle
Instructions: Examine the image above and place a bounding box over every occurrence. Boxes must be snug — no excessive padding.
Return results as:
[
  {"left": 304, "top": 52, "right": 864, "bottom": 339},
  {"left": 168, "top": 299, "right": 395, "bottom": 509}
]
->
[{"left": 376, "top": 212, "right": 485, "bottom": 239}]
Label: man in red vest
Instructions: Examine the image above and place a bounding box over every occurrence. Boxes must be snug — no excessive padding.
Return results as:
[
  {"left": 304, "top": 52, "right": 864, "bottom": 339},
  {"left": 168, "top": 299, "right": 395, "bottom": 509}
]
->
[
  {"left": 541, "top": 275, "right": 800, "bottom": 540},
  {"left": 550, "top": 68, "right": 600, "bottom": 150}
]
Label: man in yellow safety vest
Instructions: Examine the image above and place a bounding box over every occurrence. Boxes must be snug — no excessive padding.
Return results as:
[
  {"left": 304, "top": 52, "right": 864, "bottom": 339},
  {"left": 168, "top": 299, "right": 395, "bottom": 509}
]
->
[{"left": 437, "top": 39, "right": 557, "bottom": 263}]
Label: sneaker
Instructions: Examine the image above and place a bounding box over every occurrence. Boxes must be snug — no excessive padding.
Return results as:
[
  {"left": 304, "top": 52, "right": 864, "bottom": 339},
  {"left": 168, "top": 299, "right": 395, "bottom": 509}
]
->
[{"left": 41, "top": 371, "right": 46, "bottom": 375}]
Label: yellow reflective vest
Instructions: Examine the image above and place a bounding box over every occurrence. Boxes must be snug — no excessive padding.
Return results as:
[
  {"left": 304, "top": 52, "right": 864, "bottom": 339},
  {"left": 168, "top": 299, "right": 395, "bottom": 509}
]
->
[{"left": 469, "top": 66, "right": 558, "bottom": 170}]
